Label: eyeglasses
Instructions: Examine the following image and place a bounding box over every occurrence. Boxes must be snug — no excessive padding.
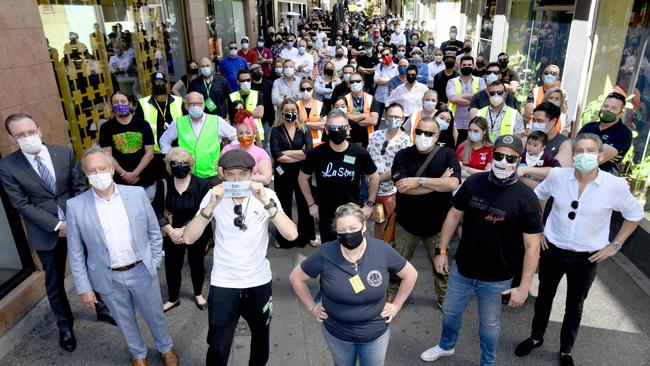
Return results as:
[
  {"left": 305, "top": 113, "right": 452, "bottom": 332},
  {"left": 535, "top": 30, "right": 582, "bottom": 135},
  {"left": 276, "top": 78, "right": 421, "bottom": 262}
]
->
[
  {"left": 170, "top": 161, "right": 190, "bottom": 168},
  {"left": 187, "top": 102, "right": 203, "bottom": 108},
  {"left": 233, "top": 204, "right": 248, "bottom": 231},
  {"left": 239, "top": 78, "right": 251, "bottom": 83},
  {"left": 415, "top": 129, "right": 435, "bottom": 137},
  {"left": 406, "top": 73, "right": 418, "bottom": 77},
  {"left": 13, "top": 129, "right": 39, "bottom": 139},
  {"left": 488, "top": 91, "right": 504, "bottom": 96},
  {"left": 380, "top": 140, "right": 389, "bottom": 155},
  {"left": 326, "top": 125, "right": 348, "bottom": 132},
  {"left": 492, "top": 152, "right": 520, "bottom": 164},
  {"left": 568, "top": 200, "right": 579, "bottom": 220},
  {"left": 349, "top": 80, "right": 363, "bottom": 84},
  {"left": 300, "top": 88, "right": 313, "bottom": 92},
  {"left": 543, "top": 71, "right": 558, "bottom": 76}
]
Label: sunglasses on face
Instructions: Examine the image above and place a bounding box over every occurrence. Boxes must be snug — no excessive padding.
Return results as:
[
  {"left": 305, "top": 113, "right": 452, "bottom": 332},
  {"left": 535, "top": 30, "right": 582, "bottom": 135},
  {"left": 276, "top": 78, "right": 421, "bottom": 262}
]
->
[
  {"left": 239, "top": 78, "right": 251, "bottom": 83},
  {"left": 568, "top": 200, "right": 579, "bottom": 220},
  {"left": 415, "top": 129, "right": 436, "bottom": 137},
  {"left": 349, "top": 79, "right": 363, "bottom": 84},
  {"left": 170, "top": 161, "right": 190, "bottom": 167},
  {"left": 493, "top": 152, "right": 519, "bottom": 164},
  {"left": 229, "top": 47, "right": 238, "bottom": 50},
  {"left": 326, "top": 125, "right": 348, "bottom": 132},
  {"left": 544, "top": 71, "right": 558, "bottom": 76},
  {"left": 300, "top": 87, "right": 313, "bottom": 92},
  {"left": 488, "top": 91, "right": 504, "bottom": 96},
  {"left": 233, "top": 204, "right": 247, "bottom": 231}
]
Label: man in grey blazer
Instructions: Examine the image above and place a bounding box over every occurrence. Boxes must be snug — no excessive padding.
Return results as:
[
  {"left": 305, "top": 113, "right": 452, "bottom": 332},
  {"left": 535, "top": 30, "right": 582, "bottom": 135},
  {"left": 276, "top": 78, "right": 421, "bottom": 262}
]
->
[
  {"left": 0, "top": 113, "right": 114, "bottom": 352},
  {"left": 66, "top": 147, "right": 178, "bottom": 366}
]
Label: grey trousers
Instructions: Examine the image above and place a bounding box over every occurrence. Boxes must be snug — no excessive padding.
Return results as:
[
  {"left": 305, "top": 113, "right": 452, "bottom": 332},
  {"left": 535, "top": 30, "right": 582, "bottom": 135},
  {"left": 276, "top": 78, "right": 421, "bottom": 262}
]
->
[{"left": 100, "top": 262, "right": 173, "bottom": 359}]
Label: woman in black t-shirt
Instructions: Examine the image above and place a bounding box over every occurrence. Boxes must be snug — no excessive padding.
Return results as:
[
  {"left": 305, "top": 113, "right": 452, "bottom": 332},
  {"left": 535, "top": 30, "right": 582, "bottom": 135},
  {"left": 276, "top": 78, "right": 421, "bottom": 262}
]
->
[
  {"left": 171, "top": 59, "right": 198, "bottom": 97},
  {"left": 290, "top": 203, "right": 418, "bottom": 366},
  {"left": 269, "top": 98, "right": 315, "bottom": 248},
  {"left": 433, "top": 109, "right": 457, "bottom": 148},
  {"left": 152, "top": 147, "right": 212, "bottom": 312}
]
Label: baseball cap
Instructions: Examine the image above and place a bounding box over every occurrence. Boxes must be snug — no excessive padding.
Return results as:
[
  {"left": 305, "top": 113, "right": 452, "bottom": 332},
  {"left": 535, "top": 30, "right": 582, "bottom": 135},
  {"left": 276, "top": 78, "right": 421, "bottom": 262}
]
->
[
  {"left": 151, "top": 71, "right": 167, "bottom": 83},
  {"left": 494, "top": 134, "right": 524, "bottom": 155}
]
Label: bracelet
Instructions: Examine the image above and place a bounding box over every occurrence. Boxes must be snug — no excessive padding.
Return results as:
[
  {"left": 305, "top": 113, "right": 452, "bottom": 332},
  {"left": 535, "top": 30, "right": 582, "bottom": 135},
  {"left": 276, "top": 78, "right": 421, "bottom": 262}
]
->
[
  {"left": 308, "top": 202, "right": 316, "bottom": 207},
  {"left": 269, "top": 207, "right": 279, "bottom": 219}
]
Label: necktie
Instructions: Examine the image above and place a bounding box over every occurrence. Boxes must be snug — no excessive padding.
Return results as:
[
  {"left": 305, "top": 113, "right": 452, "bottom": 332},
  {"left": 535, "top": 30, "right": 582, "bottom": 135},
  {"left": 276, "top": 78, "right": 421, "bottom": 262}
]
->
[{"left": 35, "top": 156, "right": 56, "bottom": 194}]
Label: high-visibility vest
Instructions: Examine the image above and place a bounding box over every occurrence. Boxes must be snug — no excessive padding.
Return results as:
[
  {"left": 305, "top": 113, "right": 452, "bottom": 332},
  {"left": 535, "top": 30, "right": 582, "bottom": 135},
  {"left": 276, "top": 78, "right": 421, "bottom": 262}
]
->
[
  {"left": 176, "top": 114, "right": 221, "bottom": 179},
  {"left": 448, "top": 76, "right": 480, "bottom": 114},
  {"left": 345, "top": 92, "right": 375, "bottom": 139},
  {"left": 477, "top": 105, "right": 517, "bottom": 142},
  {"left": 410, "top": 109, "right": 438, "bottom": 143},
  {"left": 531, "top": 86, "right": 546, "bottom": 107},
  {"left": 138, "top": 95, "right": 184, "bottom": 153},
  {"left": 229, "top": 90, "right": 265, "bottom": 140},
  {"left": 298, "top": 99, "right": 324, "bottom": 146}
]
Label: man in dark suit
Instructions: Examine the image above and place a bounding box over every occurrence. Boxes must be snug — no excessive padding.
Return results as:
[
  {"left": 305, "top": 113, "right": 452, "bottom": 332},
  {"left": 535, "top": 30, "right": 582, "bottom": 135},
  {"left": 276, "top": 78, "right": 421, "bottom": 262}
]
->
[{"left": 0, "top": 113, "right": 115, "bottom": 352}]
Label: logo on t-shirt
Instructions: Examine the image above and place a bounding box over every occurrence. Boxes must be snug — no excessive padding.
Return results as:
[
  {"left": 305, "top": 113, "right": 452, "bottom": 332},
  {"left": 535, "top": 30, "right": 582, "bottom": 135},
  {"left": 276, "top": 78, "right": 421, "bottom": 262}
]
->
[
  {"left": 322, "top": 162, "right": 356, "bottom": 181},
  {"left": 469, "top": 196, "right": 506, "bottom": 224},
  {"left": 479, "top": 152, "right": 488, "bottom": 161},
  {"left": 367, "top": 270, "right": 383, "bottom": 287}
]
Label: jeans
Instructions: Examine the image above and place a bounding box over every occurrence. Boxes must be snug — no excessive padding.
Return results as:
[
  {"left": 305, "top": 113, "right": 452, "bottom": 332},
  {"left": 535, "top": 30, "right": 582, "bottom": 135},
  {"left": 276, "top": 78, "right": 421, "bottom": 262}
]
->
[
  {"left": 530, "top": 242, "right": 598, "bottom": 353},
  {"left": 439, "top": 263, "right": 512, "bottom": 366},
  {"left": 323, "top": 326, "right": 390, "bottom": 366}
]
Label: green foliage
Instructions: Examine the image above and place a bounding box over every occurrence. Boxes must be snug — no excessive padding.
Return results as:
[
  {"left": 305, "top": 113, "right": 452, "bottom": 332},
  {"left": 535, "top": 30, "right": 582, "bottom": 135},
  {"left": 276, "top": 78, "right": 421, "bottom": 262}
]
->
[{"left": 507, "top": 52, "right": 540, "bottom": 107}]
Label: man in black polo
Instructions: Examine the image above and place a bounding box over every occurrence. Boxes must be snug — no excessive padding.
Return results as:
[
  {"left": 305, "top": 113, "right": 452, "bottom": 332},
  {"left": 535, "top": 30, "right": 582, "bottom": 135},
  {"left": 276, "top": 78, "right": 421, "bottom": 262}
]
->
[{"left": 188, "top": 57, "right": 232, "bottom": 119}]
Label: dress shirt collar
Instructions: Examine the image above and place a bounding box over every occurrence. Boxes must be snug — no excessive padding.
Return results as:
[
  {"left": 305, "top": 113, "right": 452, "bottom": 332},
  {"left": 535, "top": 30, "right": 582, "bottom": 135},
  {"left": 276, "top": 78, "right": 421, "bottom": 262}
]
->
[
  {"left": 22, "top": 144, "right": 49, "bottom": 164},
  {"left": 92, "top": 183, "right": 120, "bottom": 203},
  {"left": 567, "top": 168, "right": 604, "bottom": 186}
]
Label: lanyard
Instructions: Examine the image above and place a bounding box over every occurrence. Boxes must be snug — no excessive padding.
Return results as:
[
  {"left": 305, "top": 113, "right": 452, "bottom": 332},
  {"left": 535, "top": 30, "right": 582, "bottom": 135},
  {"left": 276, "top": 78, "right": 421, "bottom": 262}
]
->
[
  {"left": 203, "top": 78, "right": 213, "bottom": 99},
  {"left": 352, "top": 95, "right": 363, "bottom": 112},
  {"left": 153, "top": 98, "right": 168, "bottom": 119},
  {"left": 488, "top": 107, "right": 503, "bottom": 130}
]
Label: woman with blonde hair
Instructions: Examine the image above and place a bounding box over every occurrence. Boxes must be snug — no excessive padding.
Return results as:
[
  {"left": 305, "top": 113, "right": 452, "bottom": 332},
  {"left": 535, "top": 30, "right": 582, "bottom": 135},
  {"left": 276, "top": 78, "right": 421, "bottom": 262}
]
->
[
  {"left": 152, "top": 147, "right": 212, "bottom": 312},
  {"left": 455, "top": 116, "right": 493, "bottom": 179},
  {"left": 315, "top": 60, "right": 341, "bottom": 110},
  {"left": 270, "top": 98, "right": 315, "bottom": 248},
  {"left": 543, "top": 87, "right": 571, "bottom": 135},
  {"left": 298, "top": 78, "right": 329, "bottom": 147}
]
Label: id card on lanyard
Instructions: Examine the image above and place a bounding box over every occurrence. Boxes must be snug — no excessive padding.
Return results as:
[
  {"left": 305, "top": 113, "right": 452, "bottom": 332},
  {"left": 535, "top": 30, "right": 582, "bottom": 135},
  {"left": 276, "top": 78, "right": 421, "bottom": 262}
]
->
[{"left": 204, "top": 79, "right": 217, "bottom": 112}]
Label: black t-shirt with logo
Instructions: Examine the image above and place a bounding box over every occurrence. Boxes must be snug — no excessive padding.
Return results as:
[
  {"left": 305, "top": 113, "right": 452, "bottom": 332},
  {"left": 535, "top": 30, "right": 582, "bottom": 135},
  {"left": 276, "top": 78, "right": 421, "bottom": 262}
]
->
[
  {"left": 451, "top": 173, "right": 544, "bottom": 281},
  {"left": 301, "top": 143, "right": 377, "bottom": 217},
  {"left": 300, "top": 238, "right": 406, "bottom": 343},
  {"left": 99, "top": 116, "right": 156, "bottom": 187},
  {"left": 578, "top": 121, "right": 633, "bottom": 175},
  {"left": 392, "top": 146, "right": 462, "bottom": 237}
]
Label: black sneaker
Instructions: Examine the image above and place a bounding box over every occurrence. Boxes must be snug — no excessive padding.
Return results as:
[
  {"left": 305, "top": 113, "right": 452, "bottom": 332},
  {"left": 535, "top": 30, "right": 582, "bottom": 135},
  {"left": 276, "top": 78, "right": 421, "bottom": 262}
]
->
[
  {"left": 560, "top": 353, "right": 575, "bottom": 366},
  {"left": 514, "top": 337, "right": 543, "bottom": 357}
]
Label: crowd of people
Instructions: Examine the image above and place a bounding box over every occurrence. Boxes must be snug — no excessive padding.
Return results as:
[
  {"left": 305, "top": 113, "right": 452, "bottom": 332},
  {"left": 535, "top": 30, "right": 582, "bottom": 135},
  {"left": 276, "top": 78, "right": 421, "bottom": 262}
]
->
[{"left": 0, "top": 5, "right": 645, "bottom": 366}]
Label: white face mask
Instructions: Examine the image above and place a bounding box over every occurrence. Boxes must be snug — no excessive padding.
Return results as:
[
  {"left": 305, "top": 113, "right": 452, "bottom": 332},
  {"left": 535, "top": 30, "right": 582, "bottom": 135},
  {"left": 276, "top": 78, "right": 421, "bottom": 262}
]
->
[
  {"left": 257, "top": 41, "right": 265, "bottom": 48},
  {"left": 526, "top": 151, "right": 544, "bottom": 167},
  {"left": 434, "top": 55, "right": 443, "bottom": 63},
  {"left": 415, "top": 134, "right": 435, "bottom": 152},
  {"left": 338, "top": 107, "right": 348, "bottom": 114},
  {"left": 239, "top": 81, "right": 251, "bottom": 92},
  {"left": 489, "top": 95, "right": 504, "bottom": 107},
  {"left": 200, "top": 66, "right": 212, "bottom": 77},
  {"left": 543, "top": 73, "right": 556, "bottom": 84},
  {"left": 222, "top": 180, "right": 252, "bottom": 198},
  {"left": 283, "top": 67, "right": 295, "bottom": 77},
  {"left": 241, "top": 42, "right": 249, "bottom": 50},
  {"left": 17, "top": 135, "right": 43, "bottom": 154},
  {"left": 88, "top": 172, "right": 114, "bottom": 191},
  {"left": 485, "top": 73, "right": 499, "bottom": 85},
  {"left": 351, "top": 82, "right": 363, "bottom": 92},
  {"left": 302, "top": 90, "right": 313, "bottom": 99},
  {"left": 423, "top": 101, "right": 436, "bottom": 111},
  {"left": 491, "top": 159, "right": 517, "bottom": 179}
]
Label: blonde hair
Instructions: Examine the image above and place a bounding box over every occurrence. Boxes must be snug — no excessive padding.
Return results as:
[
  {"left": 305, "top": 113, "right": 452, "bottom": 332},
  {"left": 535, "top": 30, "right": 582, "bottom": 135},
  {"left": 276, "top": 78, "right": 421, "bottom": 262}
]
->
[
  {"left": 273, "top": 97, "right": 306, "bottom": 132},
  {"left": 333, "top": 203, "right": 366, "bottom": 231},
  {"left": 323, "top": 60, "right": 341, "bottom": 82},
  {"left": 543, "top": 87, "right": 568, "bottom": 113},
  {"left": 164, "top": 147, "right": 195, "bottom": 175}
]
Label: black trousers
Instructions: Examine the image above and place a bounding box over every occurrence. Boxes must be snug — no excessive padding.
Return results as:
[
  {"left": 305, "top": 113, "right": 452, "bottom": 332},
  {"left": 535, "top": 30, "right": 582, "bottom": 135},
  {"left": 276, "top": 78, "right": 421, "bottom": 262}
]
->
[
  {"left": 36, "top": 238, "right": 110, "bottom": 332},
  {"left": 206, "top": 281, "right": 272, "bottom": 366},
  {"left": 318, "top": 212, "right": 337, "bottom": 243},
  {"left": 530, "top": 242, "right": 598, "bottom": 353},
  {"left": 274, "top": 168, "right": 315, "bottom": 248},
  {"left": 163, "top": 236, "right": 207, "bottom": 302}
]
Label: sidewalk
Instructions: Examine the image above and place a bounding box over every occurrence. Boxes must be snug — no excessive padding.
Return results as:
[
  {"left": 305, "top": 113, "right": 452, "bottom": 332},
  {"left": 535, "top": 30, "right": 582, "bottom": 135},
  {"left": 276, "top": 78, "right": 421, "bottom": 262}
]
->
[{"left": 0, "top": 243, "right": 648, "bottom": 365}]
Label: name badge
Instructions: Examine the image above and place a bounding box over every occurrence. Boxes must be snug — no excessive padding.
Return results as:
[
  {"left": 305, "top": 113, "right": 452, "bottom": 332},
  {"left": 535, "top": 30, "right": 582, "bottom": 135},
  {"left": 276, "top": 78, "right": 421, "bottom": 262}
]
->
[
  {"left": 349, "top": 274, "right": 366, "bottom": 294},
  {"left": 343, "top": 155, "right": 356, "bottom": 165},
  {"left": 205, "top": 98, "right": 217, "bottom": 112},
  {"left": 276, "top": 166, "right": 285, "bottom": 175}
]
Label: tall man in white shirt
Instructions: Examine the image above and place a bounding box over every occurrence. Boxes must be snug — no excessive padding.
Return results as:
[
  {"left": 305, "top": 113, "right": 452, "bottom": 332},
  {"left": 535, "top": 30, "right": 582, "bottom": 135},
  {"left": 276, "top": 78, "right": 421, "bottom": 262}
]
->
[
  {"left": 514, "top": 133, "right": 643, "bottom": 366},
  {"left": 386, "top": 65, "right": 429, "bottom": 119},
  {"left": 183, "top": 149, "right": 298, "bottom": 366},
  {"left": 293, "top": 39, "right": 314, "bottom": 79},
  {"left": 271, "top": 59, "right": 302, "bottom": 107},
  {"left": 374, "top": 47, "right": 399, "bottom": 121},
  {"left": 66, "top": 147, "right": 178, "bottom": 366}
]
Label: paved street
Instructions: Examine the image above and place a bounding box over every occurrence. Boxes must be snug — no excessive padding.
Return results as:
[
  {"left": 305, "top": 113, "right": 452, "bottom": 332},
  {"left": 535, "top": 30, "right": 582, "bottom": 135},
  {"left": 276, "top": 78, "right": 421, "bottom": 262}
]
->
[{"left": 0, "top": 240, "right": 649, "bottom": 366}]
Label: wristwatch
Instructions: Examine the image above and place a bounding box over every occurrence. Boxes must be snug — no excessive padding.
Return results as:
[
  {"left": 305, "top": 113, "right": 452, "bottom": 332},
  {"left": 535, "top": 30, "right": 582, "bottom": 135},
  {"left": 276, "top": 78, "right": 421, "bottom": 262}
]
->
[
  {"left": 610, "top": 242, "right": 622, "bottom": 251},
  {"left": 417, "top": 177, "right": 424, "bottom": 187},
  {"left": 435, "top": 247, "right": 449, "bottom": 255},
  {"left": 264, "top": 198, "right": 278, "bottom": 211},
  {"left": 365, "top": 200, "right": 376, "bottom": 207}
]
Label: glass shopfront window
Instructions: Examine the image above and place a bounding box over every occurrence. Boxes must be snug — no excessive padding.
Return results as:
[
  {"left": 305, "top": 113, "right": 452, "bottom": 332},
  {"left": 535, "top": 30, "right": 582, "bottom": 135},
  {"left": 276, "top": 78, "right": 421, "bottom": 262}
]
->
[
  {"left": 583, "top": 0, "right": 650, "bottom": 217},
  {"left": 207, "top": 0, "right": 247, "bottom": 54},
  {"left": 478, "top": 0, "right": 495, "bottom": 57},
  {"left": 38, "top": 0, "right": 188, "bottom": 158},
  {"left": 464, "top": 0, "right": 482, "bottom": 44},
  {"left": 506, "top": 0, "right": 574, "bottom": 102}
]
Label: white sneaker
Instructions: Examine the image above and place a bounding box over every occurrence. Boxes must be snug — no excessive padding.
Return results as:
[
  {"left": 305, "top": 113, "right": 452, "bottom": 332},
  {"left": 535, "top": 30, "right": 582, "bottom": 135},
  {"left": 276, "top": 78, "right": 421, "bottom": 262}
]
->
[{"left": 420, "top": 345, "right": 455, "bottom": 362}]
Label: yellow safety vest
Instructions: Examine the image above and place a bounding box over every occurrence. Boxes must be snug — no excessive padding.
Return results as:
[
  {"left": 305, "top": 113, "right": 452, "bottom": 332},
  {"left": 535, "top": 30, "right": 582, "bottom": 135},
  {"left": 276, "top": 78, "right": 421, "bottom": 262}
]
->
[
  {"left": 345, "top": 92, "right": 375, "bottom": 139},
  {"left": 298, "top": 99, "right": 324, "bottom": 146},
  {"left": 477, "top": 105, "right": 517, "bottom": 142},
  {"left": 138, "top": 95, "right": 184, "bottom": 153},
  {"left": 229, "top": 90, "right": 265, "bottom": 140},
  {"left": 448, "top": 76, "right": 480, "bottom": 114}
]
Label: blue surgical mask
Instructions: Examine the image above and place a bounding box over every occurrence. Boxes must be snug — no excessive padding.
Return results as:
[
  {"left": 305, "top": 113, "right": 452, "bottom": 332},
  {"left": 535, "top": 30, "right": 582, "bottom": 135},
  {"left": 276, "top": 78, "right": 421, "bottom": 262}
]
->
[
  {"left": 435, "top": 116, "right": 450, "bottom": 131},
  {"left": 423, "top": 101, "right": 436, "bottom": 111},
  {"left": 573, "top": 153, "right": 599, "bottom": 173},
  {"left": 398, "top": 66, "right": 407, "bottom": 75},
  {"left": 397, "top": 51, "right": 405, "bottom": 58},
  {"left": 188, "top": 106, "right": 203, "bottom": 119},
  {"left": 468, "top": 132, "right": 483, "bottom": 142},
  {"left": 412, "top": 54, "right": 421, "bottom": 63},
  {"left": 543, "top": 73, "right": 556, "bottom": 84},
  {"left": 530, "top": 122, "right": 547, "bottom": 132}
]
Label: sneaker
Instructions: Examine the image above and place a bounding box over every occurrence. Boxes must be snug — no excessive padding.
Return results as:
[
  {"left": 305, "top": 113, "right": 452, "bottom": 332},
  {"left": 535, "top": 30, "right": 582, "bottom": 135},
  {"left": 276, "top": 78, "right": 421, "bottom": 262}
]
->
[
  {"left": 514, "top": 337, "right": 543, "bottom": 357},
  {"left": 436, "top": 298, "right": 444, "bottom": 311},
  {"left": 560, "top": 353, "right": 575, "bottom": 366},
  {"left": 420, "top": 345, "right": 455, "bottom": 362}
]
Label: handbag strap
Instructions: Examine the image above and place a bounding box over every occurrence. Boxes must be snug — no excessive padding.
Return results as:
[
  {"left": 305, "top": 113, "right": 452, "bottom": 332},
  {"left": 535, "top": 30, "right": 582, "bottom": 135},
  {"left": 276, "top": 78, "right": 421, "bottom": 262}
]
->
[{"left": 415, "top": 146, "right": 440, "bottom": 178}]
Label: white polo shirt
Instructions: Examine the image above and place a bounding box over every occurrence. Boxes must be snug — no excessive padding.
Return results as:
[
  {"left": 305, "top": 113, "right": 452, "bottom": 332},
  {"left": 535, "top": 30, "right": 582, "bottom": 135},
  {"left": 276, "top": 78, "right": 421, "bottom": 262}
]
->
[
  {"left": 535, "top": 167, "right": 644, "bottom": 252},
  {"left": 199, "top": 188, "right": 282, "bottom": 288}
]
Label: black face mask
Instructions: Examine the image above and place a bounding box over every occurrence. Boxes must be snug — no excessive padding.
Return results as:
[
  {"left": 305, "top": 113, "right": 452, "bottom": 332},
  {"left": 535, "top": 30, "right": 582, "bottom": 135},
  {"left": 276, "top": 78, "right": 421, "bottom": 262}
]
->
[
  {"left": 152, "top": 83, "right": 167, "bottom": 95},
  {"left": 463, "top": 46, "right": 472, "bottom": 53},
  {"left": 251, "top": 70, "right": 263, "bottom": 81},
  {"left": 476, "top": 60, "right": 485, "bottom": 68},
  {"left": 283, "top": 112, "right": 297, "bottom": 122},
  {"left": 444, "top": 59, "right": 455, "bottom": 69},
  {"left": 188, "top": 68, "right": 198, "bottom": 75},
  {"left": 328, "top": 129, "right": 347, "bottom": 144},
  {"left": 324, "top": 68, "right": 334, "bottom": 76},
  {"left": 460, "top": 67, "right": 473, "bottom": 76},
  {"left": 170, "top": 164, "right": 191, "bottom": 179},
  {"left": 406, "top": 74, "right": 417, "bottom": 84},
  {"left": 499, "top": 60, "right": 509, "bottom": 69},
  {"left": 276, "top": 39, "right": 283, "bottom": 44},
  {"left": 338, "top": 230, "right": 364, "bottom": 250}
]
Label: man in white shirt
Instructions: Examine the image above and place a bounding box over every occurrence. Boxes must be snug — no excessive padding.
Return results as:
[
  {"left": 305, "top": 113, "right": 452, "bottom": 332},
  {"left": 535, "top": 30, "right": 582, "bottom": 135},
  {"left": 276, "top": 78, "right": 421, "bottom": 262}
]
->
[
  {"left": 293, "top": 39, "right": 314, "bottom": 79},
  {"left": 183, "top": 149, "right": 298, "bottom": 366},
  {"left": 386, "top": 64, "right": 429, "bottom": 118},
  {"left": 514, "top": 133, "right": 643, "bottom": 366},
  {"left": 279, "top": 35, "right": 299, "bottom": 60},
  {"left": 391, "top": 23, "right": 407, "bottom": 46},
  {"left": 427, "top": 48, "right": 446, "bottom": 88},
  {"left": 374, "top": 47, "right": 399, "bottom": 120},
  {"left": 271, "top": 59, "right": 302, "bottom": 107},
  {"left": 66, "top": 147, "right": 178, "bottom": 366}
]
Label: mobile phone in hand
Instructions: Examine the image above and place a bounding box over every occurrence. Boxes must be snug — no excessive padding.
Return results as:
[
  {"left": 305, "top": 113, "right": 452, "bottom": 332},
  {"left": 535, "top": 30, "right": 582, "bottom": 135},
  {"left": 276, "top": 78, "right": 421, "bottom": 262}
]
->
[{"left": 501, "top": 293, "right": 511, "bottom": 305}]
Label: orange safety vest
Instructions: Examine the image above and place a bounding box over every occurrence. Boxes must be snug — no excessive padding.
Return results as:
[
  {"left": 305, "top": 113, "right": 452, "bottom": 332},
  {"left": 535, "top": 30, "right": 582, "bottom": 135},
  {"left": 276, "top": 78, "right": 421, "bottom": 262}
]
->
[
  {"left": 410, "top": 109, "right": 438, "bottom": 143},
  {"left": 345, "top": 92, "right": 375, "bottom": 139},
  {"left": 299, "top": 99, "right": 324, "bottom": 146}
]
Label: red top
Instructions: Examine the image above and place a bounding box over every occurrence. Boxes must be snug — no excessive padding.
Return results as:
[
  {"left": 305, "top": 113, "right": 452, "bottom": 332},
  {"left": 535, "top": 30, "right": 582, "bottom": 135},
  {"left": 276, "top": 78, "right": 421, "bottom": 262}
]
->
[
  {"left": 238, "top": 49, "right": 259, "bottom": 65},
  {"left": 456, "top": 143, "right": 493, "bottom": 171}
]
